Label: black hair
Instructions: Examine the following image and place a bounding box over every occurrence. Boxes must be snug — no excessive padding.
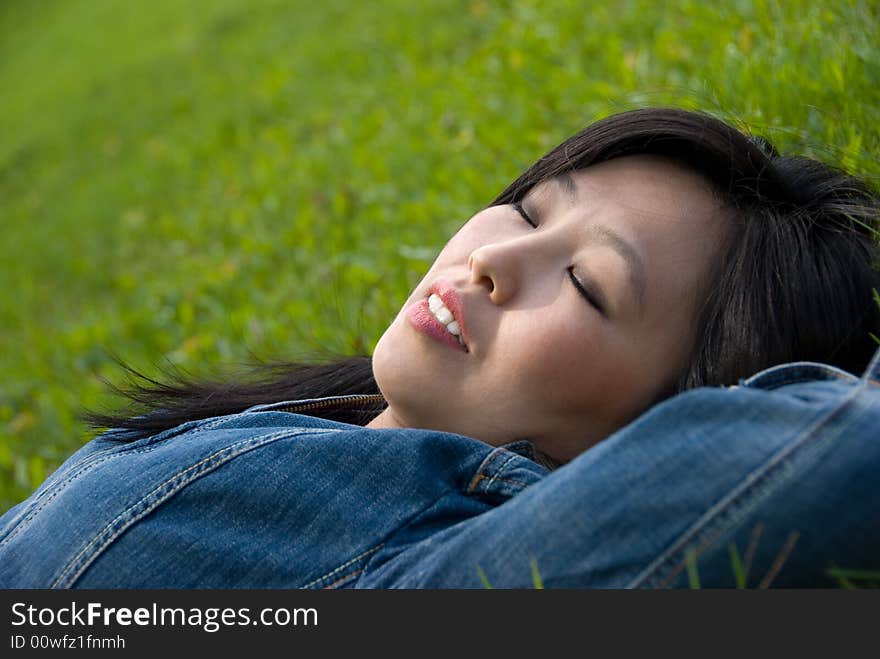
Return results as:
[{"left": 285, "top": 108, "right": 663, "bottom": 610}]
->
[{"left": 81, "top": 107, "right": 880, "bottom": 441}]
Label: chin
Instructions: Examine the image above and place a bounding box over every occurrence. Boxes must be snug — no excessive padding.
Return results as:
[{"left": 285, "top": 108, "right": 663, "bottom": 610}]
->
[{"left": 371, "top": 320, "right": 407, "bottom": 381}]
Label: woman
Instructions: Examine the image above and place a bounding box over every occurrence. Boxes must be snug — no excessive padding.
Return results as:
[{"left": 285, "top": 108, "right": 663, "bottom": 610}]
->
[{"left": 1, "top": 108, "right": 878, "bottom": 588}]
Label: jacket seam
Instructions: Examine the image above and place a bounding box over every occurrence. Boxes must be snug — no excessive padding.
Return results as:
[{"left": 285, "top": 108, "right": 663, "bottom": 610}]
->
[
  {"left": 331, "top": 454, "right": 534, "bottom": 588},
  {"left": 2, "top": 412, "right": 333, "bottom": 548},
  {"left": 323, "top": 569, "right": 364, "bottom": 589},
  {"left": 745, "top": 370, "right": 857, "bottom": 390},
  {"left": 52, "top": 428, "right": 338, "bottom": 588},
  {"left": 1, "top": 415, "right": 251, "bottom": 547},
  {"left": 306, "top": 491, "right": 461, "bottom": 589},
  {"left": 627, "top": 382, "right": 864, "bottom": 588},
  {"left": 301, "top": 544, "right": 385, "bottom": 589},
  {"left": 468, "top": 473, "right": 534, "bottom": 491},
  {"left": 357, "top": 488, "right": 500, "bottom": 587},
  {"left": 1, "top": 443, "right": 176, "bottom": 549},
  {"left": 467, "top": 452, "right": 521, "bottom": 494}
]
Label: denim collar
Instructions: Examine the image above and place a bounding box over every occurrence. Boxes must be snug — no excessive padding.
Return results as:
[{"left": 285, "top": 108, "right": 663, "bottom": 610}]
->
[{"left": 740, "top": 362, "right": 859, "bottom": 390}]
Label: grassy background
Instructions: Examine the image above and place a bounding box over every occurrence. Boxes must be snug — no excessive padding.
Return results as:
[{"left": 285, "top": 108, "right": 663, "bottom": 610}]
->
[{"left": 1, "top": 0, "right": 878, "bottom": 513}]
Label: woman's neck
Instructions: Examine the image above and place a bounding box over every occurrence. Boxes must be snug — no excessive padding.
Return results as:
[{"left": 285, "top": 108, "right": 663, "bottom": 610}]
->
[{"left": 365, "top": 406, "right": 406, "bottom": 430}]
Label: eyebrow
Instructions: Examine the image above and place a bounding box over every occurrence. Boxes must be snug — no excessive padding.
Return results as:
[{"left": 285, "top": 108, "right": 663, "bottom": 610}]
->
[{"left": 556, "top": 172, "right": 647, "bottom": 310}]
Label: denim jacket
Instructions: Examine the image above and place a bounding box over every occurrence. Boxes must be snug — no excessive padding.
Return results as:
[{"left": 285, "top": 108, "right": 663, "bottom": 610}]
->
[
  {"left": 2, "top": 348, "right": 879, "bottom": 589},
  {"left": 0, "top": 396, "right": 548, "bottom": 588}
]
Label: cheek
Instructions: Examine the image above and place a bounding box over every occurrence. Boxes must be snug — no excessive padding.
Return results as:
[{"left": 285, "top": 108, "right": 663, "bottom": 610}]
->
[
  {"left": 498, "top": 312, "right": 608, "bottom": 409},
  {"left": 498, "top": 309, "right": 649, "bottom": 424},
  {"left": 431, "top": 211, "right": 512, "bottom": 265}
]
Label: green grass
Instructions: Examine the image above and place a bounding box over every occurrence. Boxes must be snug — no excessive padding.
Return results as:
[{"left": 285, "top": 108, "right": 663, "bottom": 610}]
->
[
  {"left": 1, "top": 0, "right": 879, "bottom": 512},
  {"left": 476, "top": 535, "right": 880, "bottom": 588}
]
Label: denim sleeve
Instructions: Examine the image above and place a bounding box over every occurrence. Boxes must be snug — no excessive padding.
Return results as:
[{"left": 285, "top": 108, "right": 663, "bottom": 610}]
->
[{"left": 358, "top": 355, "right": 880, "bottom": 588}]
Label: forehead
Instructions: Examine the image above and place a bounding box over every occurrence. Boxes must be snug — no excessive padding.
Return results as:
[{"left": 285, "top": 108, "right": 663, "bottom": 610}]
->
[{"left": 535, "top": 155, "right": 724, "bottom": 223}]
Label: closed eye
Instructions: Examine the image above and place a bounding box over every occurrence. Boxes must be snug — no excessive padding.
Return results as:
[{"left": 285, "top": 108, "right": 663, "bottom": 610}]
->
[
  {"left": 568, "top": 268, "right": 607, "bottom": 316},
  {"left": 513, "top": 202, "right": 537, "bottom": 228}
]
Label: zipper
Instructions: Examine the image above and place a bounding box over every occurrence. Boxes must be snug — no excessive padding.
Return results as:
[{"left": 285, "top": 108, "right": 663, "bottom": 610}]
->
[{"left": 272, "top": 394, "right": 387, "bottom": 415}]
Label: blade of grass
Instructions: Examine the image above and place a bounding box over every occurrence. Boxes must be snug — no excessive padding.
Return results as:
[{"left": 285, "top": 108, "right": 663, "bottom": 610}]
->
[
  {"left": 476, "top": 565, "right": 493, "bottom": 589},
  {"left": 827, "top": 564, "right": 856, "bottom": 589},
  {"left": 826, "top": 567, "right": 880, "bottom": 582},
  {"left": 530, "top": 557, "right": 544, "bottom": 589},
  {"left": 757, "top": 531, "right": 799, "bottom": 589},
  {"left": 728, "top": 543, "right": 747, "bottom": 589},
  {"left": 685, "top": 548, "right": 701, "bottom": 589},
  {"left": 742, "top": 522, "right": 764, "bottom": 585},
  {"left": 836, "top": 574, "right": 857, "bottom": 589}
]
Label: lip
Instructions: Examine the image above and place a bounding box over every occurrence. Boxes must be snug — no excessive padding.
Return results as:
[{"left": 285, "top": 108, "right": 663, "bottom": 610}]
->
[
  {"left": 403, "top": 279, "right": 470, "bottom": 353},
  {"left": 430, "top": 279, "right": 470, "bottom": 348}
]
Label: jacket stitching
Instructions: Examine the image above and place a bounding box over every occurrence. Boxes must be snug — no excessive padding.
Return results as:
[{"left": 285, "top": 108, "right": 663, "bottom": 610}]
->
[
  {"left": 51, "top": 428, "right": 338, "bottom": 588},
  {"left": 483, "top": 453, "right": 519, "bottom": 490},
  {"left": 1, "top": 416, "right": 332, "bottom": 549},
  {"left": 323, "top": 569, "right": 363, "bottom": 589},
  {"left": 627, "top": 383, "right": 864, "bottom": 588},
  {"left": 1, "top": 418, "right": 232, "bottom": 547},
  {"left": 467, "top": 452, "right": 519, "bottom": 494},
  {"left": 357, "top": 491, "right": 466, "bottom": 586},
  {"left": 636, "top": 390, "right": 860, "bottom": 587},
  {"left": 0, "top": 443, "right": 175, "bottom": 549},
  {"left": 467, "top": 473, "right": 533, "bottom": 491},
  {"left": 747, "top": 370, "right": 856, "bottom": 389},
  {"left": 301, "top": 544, "right": 384, "bottom": 589}
]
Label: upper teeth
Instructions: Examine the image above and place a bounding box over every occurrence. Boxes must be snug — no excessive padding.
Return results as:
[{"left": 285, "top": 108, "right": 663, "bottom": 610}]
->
[{"left": 428, "top": 294, "right": 463, "bottom": 344}]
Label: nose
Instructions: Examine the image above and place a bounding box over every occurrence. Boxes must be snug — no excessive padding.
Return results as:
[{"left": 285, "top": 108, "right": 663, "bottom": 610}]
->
[{"left": 467, "top": 241, "right": 523, "bottom": 305}]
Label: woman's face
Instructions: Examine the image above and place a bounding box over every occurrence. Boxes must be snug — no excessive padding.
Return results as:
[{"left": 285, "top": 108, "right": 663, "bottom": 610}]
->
[{"left": 370, "top": 154, "right": 729, "bottom": 462}]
